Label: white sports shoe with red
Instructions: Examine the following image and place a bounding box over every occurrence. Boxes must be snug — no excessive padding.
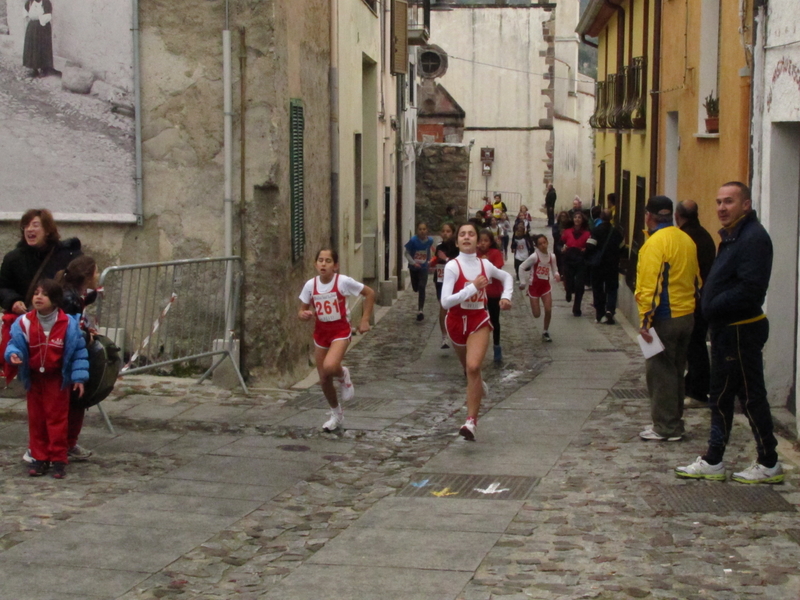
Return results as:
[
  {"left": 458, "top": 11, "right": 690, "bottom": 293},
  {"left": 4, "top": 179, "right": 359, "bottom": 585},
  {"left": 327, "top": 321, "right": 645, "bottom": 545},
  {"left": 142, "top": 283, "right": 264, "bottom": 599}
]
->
[{"left": 459, "top": 417, "right": 477, "bottom": 441}]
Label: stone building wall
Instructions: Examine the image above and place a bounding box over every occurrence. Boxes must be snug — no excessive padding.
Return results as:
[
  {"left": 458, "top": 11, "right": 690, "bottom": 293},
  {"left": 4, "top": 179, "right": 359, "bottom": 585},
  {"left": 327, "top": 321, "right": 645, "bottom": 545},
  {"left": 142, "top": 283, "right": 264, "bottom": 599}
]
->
[
  {"left": 415, "top": 144, "right": 469, "bottom": 233},
  {"left": 0, "top": 0, "right": 332, "bottom": 386}
]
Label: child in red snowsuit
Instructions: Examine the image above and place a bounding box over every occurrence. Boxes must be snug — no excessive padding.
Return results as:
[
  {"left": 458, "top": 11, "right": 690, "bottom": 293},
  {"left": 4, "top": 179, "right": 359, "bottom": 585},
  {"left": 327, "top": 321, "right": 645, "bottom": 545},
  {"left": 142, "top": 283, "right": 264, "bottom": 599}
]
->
[{"left": 5, "top": 280, "right": 89, "bottom": 479}]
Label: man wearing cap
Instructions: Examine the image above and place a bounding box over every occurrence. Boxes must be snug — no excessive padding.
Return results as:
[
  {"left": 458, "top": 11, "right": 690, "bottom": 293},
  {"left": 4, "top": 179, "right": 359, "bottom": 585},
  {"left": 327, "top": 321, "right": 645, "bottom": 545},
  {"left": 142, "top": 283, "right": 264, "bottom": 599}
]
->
[
  {"left": 635, "top": 196, "right": 700, "bottom": 442},
  {"left": 676, "top": 182, "right": 783, "bottom": 484}
]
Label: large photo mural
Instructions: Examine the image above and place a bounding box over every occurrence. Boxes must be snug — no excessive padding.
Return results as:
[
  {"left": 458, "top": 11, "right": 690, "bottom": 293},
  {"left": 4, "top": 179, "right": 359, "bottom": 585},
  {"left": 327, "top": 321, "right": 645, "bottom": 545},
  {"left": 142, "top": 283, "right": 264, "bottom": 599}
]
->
[{"left": 0, "top": 0, "right": 136, "bottom": 221}]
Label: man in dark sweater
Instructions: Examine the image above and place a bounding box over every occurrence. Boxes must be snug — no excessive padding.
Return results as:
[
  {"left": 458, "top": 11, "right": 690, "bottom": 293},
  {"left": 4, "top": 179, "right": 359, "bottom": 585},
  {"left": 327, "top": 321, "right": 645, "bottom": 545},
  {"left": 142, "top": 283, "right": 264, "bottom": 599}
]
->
[
  {"left": 676, "top": 182, "right": 783, "bottom": 484},
  {"left": 545, "top": 184, "right": 557, "bottom": 227},
  {"left": 675, "top": 200, "right": 716, "bottom": 407}
]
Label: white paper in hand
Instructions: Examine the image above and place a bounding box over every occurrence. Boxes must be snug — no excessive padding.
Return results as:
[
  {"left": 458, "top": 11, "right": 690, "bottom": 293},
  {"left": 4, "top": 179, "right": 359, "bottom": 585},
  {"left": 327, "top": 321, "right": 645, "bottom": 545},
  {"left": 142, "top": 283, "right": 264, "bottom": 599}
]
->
[{"left": 638, "top": 327, "right": 665, "bottom": 359}]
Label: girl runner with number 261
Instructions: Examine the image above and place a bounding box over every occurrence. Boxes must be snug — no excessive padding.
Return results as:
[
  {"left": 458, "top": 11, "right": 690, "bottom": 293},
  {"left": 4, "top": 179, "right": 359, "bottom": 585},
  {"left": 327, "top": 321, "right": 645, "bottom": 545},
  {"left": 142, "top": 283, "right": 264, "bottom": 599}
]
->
[{"left": 298, "top": 249, "right": 375, "bottom": 433}]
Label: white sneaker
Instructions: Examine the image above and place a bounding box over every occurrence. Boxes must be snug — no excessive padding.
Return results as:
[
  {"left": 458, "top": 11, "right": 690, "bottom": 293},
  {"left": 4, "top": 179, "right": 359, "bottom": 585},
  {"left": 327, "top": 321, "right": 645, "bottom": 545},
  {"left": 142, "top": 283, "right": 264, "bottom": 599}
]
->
[
  {"left": 459, "top": 418, "right": 476, "bottom": 441},
  {"left": 440, "top": 336, "right": 449, "bottom": 349},
  {"left": 639, "top": 427, "right": 682, "bottom": 442},
  {"left": 732, "top": 461, "right": 784, "bottom": 484},
  {"left": 68, "top": 444, "right": 93, "bottom": 461},
  {"left": 323, "top": 408, "right": 344, "bottom": 432},
  {"left": 22, "top": 449, "right": 34, "bottom": 464},
  {"left": 336, "top": 367, "right": 354, "bottom": 402},
  {"left": 675, "top": 457, "right": 726, "bottom": 481}
]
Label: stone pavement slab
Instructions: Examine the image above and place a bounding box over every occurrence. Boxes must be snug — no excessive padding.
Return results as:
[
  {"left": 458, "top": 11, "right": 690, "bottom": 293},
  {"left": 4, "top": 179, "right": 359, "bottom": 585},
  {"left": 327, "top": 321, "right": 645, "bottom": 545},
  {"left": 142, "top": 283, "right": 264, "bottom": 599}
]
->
[
  {"left": 0, "top": 522, "right": 213, "bottom": 572},
  {"left": 168, "top": 454, "right": 325, "bottom": 487},
  {"left": 0, "top": 561, "right": 144, "bottom": 600},
  {"left": 134, "top": 477, "right": 282, "bottom": 502},
  {"left": 261, "top": 564, "right": 472, "bottom": 600},
  {"left": 351, "top": 497, "right": 523, "bottom": 533},
  {"left": 307, "top": 527, "right": 499, "bottom": 571}
]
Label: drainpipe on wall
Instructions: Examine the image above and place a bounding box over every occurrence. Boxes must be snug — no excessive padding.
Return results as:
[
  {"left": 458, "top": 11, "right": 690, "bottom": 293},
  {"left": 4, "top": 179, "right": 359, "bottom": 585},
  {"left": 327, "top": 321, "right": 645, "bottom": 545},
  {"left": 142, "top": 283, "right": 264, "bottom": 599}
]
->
[
  {"left": 132, "top": 0, "right": 143, "bottom": 225},
  {"left": 649, "top": 0, "right": 662, "bottom": 198},
  {"left": 395, "top": 74, "right": 405, "bottom": 286},
  {"left": 223, "top": 0, "right": 234, "bottom": 337},
  {"left": 330, "top": 0, "right": 340, "bottom": 250}
]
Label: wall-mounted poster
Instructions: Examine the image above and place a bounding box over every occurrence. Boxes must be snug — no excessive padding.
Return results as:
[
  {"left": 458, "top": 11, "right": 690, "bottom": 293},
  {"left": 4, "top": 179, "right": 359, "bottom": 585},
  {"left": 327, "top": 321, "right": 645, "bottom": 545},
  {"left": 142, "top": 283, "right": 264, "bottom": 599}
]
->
[{"left": 0, "top": 0, "right": 137, "bottom": 222}]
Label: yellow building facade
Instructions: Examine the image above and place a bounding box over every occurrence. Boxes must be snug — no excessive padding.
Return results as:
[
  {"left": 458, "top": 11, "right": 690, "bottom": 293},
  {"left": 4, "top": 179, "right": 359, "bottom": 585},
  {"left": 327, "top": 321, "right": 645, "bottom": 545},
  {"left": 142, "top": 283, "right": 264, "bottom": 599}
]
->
[{"left": 578, "top": 0, "right": 753, "bottom": 323}]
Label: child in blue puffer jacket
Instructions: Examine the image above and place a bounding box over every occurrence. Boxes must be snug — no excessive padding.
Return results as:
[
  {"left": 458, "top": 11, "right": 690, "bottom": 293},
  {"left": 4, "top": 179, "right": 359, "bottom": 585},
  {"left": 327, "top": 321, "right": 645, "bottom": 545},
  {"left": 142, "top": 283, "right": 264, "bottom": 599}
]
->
[{"left": 5, "top": 279, "right": 89, "bottom": 479}]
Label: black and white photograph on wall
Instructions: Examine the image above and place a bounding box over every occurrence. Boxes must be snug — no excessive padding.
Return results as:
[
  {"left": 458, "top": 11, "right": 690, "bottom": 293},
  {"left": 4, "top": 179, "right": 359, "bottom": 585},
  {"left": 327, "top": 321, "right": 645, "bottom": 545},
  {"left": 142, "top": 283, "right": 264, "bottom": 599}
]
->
[{"left": 0, "top": 0, "right": 136, "bottom": 221}]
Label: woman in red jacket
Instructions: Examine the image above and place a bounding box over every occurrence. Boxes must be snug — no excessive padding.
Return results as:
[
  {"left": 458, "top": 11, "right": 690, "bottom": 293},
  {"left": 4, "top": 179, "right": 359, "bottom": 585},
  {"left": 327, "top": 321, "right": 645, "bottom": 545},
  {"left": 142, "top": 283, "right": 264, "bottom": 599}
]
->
[
  {"left": 478, "top": 229, "right": 506, "bottom": 363},
  {"left": 561, "top": 211, "right": 591, "bottom": 316}
]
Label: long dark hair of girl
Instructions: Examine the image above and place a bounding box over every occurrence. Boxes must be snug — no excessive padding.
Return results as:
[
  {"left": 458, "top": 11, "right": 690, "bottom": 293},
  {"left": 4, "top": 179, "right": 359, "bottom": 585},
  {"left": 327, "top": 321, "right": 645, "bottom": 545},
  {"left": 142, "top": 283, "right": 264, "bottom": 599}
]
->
[
  {"left": 56, "top": 255, "right": 97, "bottom": 291},
  {"left": 479, "top": 228, "right": 499, "bottom": 250}
]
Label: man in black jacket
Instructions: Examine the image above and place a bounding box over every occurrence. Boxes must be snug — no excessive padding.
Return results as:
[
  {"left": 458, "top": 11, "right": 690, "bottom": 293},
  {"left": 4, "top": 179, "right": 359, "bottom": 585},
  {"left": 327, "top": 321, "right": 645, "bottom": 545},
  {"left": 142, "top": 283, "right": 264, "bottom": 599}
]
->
[
  {"left": 676, "top": 182, "right": 783, "bottom": 484},
  {"left": 586, "top": 210, "right": 623, "bottom": 324},
  {"left": 545, "top": 184, "right": 557, "bottom": 227},
  {"left": 675, "top": 200, "right": 716, "bottom": 406}
]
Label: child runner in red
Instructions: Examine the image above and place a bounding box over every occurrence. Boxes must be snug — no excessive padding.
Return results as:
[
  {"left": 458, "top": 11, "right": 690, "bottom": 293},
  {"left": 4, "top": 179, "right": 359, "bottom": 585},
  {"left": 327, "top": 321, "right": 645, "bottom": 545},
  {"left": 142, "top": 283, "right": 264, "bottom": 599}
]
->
[
  {"left": 441, "top": 223, "right": 513, "bottom": 440},
  {"left": 477, "top": 229, "right": 506, "bottom": 363},
  {"left": 519, "top": 234, "right": 561, "bottom": 342},
  {"left": 5, "top": 280, "right": 89, "bottom": 479},
  {"left": 298, "top": 249, "right": 375, "bottom": 432}
]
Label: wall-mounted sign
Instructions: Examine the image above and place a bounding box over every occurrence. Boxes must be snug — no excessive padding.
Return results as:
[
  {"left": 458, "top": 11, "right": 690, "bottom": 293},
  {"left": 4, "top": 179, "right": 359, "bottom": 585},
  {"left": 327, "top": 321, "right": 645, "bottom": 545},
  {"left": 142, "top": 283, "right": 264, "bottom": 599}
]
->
[
  {"left": 480, "top": 147, "right": 495, "bottom": 163},
  {"left": 482, "top": 162, "right": 492, "bottom": 177}
]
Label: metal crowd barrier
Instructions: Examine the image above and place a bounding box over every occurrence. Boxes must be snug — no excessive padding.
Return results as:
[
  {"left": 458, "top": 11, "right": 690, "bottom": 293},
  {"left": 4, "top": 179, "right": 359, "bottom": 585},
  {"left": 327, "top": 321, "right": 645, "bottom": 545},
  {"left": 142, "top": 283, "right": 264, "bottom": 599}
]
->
[{"left": 94, "top": 256, "right": 248, "bottom": 395}]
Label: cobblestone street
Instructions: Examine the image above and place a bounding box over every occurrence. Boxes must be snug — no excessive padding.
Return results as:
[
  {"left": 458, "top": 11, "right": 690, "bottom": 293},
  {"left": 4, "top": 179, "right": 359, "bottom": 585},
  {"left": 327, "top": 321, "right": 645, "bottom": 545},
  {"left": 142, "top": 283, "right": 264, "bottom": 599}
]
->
[
  {"left": 0, "top": 226, "right": 798, "bottom": 599},
  {"left": 0, "top": 48, "right": 135, "bottom": 216}
]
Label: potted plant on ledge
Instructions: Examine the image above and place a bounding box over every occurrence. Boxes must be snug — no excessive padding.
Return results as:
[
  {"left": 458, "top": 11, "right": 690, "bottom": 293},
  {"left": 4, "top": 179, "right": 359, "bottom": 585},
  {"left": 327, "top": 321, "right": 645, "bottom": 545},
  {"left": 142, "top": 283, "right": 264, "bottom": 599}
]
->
[{"left": 704, "top": 92, "right": 719, "bottom": 134}]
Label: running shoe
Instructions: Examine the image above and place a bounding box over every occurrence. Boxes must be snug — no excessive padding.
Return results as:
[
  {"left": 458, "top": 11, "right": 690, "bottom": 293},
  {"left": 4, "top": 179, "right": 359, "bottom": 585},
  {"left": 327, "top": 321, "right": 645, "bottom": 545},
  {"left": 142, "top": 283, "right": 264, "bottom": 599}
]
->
[
  {"left": 604, "top": 311, "right": 616, "bottom": 325},
  {"left": 639, "top": 427, "right": 682, "bottom": 442},
  {"left": 675, "top": 457, "right": 726, "bottom": 481},
  {"left": 337, "top": 366, "right": 354, "bottom": 402},
  {"left": 416, "top": 312, "right": 424, "bottom": 321},
  {"left": 51, "top": 462, "right": 67, "bottom": 479},
  {"left": 542, "top": 332, "right": 552, "bottom": 342},
  {"left": 440, "top": 336, "right": 449, "bottom": 349},
  {"left": 493, "top": 345, "right": 502, "bottom": 363},
  {"left": 323, "top": 408, "right": 344, "bottom": 432},
  {"left": 732, "top": 461, "right": 784, "bottom": 484},
  {"left": 22, "top": 449, "right": 34, "bottom": 464},
  {"left": 459, "top": 418, "right": 477, "bottom": 441},
  {"left": 28, "top": 460, "right": 48, "bottom": 477},
  {"left": 68, "top": 444, "right": 93, "bottom": 461}
]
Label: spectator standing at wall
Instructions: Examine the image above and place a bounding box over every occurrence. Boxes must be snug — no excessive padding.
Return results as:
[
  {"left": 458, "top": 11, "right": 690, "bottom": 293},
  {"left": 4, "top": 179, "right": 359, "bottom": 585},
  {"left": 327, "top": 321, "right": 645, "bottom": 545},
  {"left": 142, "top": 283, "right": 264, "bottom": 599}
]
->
[
  {"left": 545, "top": 184, "right": 557, "bottom": 227},
  {"left": 674, "top": 200, "right": 717, "bottom": 408},
  {"left": 635, "top": 196, "right": 699, "bottom": 443},
  {"left": 23, "top": 0, "right": 54, "bottom": 78},
  {"left": 586, "top": 210, "right": 624, "bottom": 325},
  {"left": 607, "top": 193, "right": 618, "bottom": 226},
  {"left": 676, "top": 182, "right": 784, "bottom": 484}
]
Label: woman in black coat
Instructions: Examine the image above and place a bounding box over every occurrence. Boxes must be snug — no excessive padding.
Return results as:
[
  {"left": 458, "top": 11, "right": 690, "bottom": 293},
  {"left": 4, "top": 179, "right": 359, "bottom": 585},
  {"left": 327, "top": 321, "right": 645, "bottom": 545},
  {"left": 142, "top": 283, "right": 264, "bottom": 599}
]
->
[{"left": 0, "top": 209, "right": 82, "bottom": 315}]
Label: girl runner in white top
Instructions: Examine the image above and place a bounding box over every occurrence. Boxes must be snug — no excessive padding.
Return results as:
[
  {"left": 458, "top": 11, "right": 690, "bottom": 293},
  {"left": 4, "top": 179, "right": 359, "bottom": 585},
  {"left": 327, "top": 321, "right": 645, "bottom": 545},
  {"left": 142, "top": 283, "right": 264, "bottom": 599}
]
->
[
  {"left": 441, "top": 222, "right": 513, "bottom": 440},
  {"left": 298, "top": 249, "right": 375, "bottom": 432},
  {"left": 518, "top": 235, "right": 561, "bottom": 342}
]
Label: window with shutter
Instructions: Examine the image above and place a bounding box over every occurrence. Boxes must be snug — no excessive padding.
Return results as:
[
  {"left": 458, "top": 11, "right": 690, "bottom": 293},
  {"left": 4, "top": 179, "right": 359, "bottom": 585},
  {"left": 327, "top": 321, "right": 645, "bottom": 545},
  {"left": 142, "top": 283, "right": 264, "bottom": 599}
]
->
[
  {"left": 391, "top": 0, "right": 409, "bottom": 75},
  {"left": 290, "top": 99, "right": 305, "bottom": 263}
]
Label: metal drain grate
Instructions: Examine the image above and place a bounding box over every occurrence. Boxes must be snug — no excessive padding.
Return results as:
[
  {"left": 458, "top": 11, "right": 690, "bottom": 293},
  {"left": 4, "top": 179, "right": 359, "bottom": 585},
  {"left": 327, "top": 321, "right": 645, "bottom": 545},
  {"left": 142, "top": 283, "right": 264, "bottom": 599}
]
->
[
  {"left": 288, "top": 395, "right": 393, "bottom": 411},
  {"left": 585, "top": 348, "right": 625, "bottom": 353},
  {"left": 398, "top": 473, "right": 538, "bottom": 500},
  {"left": 648, "top": 485, "right": 796, "bottom": 514},
  {"left": 609, "top": 388, "right": 650, "bottom": 399}
]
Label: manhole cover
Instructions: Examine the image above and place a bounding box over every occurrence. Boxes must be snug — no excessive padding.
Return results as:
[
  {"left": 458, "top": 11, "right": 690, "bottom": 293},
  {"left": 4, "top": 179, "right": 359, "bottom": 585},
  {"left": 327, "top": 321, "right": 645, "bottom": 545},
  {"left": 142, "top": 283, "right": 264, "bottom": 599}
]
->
[
  {"left": 610, "top": 388, "right": 650, "bottom": 399},
  {"left": 288, "top": 395, "right": 392, "bottom": 411},
  {"left": 648, "top": 485, "right": 796, "bottom": 514},
  {"left": 278, "top": 445, "right": 311, "bottom": 452},
  {"left": 586, "top": 348, "right": 625, "bottom": 353},
  {"left": 398, "top": 473, "right": 538, "bottom": 500}
]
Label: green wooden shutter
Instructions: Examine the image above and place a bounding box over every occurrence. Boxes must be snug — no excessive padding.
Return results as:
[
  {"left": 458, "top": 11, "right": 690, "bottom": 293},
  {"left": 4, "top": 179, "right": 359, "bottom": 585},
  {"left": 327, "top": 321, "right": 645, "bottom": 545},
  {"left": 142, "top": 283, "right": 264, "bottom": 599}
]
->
[{"left": 290, "top": 99, "right": 305, "bottom": 262}]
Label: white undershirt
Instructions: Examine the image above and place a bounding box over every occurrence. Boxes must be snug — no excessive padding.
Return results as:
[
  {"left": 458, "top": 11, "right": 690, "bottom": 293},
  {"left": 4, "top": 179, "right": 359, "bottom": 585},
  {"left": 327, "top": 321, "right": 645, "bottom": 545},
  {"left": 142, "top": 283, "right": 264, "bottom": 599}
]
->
[{"left": 440, "top": 252, "right": 513, "bottom": 310}]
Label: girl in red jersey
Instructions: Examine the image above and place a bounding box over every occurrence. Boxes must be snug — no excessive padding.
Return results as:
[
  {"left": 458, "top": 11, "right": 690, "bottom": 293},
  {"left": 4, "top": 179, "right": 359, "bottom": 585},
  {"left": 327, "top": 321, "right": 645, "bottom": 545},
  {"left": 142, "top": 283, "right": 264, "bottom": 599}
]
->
[
  {"left": 519, "top": 234, "right": 561, "bottom": 342},
  {"left": 298, "top": 249, "right": 375, "bottom": 432},
  {"left": 441, "top": 223, "right": 513, "bottom": 441},
  {"left": 477, "top": 229, "right": 506, "bottom": 363}
]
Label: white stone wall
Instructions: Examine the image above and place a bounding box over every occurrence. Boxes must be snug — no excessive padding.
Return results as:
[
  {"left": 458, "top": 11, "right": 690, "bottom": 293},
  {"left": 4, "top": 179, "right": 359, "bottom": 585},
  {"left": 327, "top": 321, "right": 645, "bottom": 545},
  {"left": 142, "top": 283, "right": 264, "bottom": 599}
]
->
[
  {"left": 430, "top": 7, "right": 550, "bottom": 207},
  {"left": 752, "top": 0, "right": 800, "bottom": 424},
  {"left": 5, "top": 0, "right": 133, "bottom": 90}
]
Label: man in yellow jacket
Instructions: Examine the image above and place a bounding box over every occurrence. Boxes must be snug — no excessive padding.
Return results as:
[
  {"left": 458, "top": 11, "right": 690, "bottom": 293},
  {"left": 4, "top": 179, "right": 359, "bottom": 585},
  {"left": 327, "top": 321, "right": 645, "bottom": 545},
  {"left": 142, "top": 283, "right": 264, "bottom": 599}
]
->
[{"left": 635, "top": 196, "right": 700, "bottom": 442}]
